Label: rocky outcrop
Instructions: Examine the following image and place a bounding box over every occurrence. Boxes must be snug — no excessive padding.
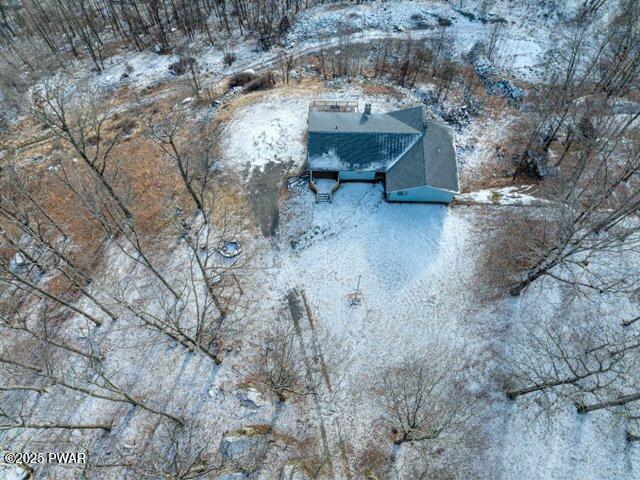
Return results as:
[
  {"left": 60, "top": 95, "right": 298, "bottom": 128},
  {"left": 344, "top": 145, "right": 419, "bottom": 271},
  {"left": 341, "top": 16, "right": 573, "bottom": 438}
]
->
[
  {"left": 467, "top": 42, "right": 524, "bottom": 103},
  {"left": 216, "top": 472, "right": 248, "bottom": 480},
  {"left": 281, "top": 463, "right": 311, "bottom": 480},
  {"left": 220, "top": 425, "right": 271, "bottom": 473},
  {"left": 169, "top": 57, "right": 196, "bottom": 76}
]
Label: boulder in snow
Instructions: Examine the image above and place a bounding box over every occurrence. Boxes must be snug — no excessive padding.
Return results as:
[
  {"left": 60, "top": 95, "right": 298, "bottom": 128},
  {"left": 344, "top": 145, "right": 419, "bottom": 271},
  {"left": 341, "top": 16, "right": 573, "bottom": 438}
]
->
[
  {"left": 487, "top": 80, "right": 524, "bottom": 102},
  {"left": 611, "top": 100, "right": 640, "bottom": 115},
  {"left": 220, "top": 425, "right": 270, "bottom": 473},
  {"left": 0, "top": 465, "right": 32, "bottom": 480},
  {"left": 216, "top": 473, "right": 247, "bottom": 480},
  {"left": 281, "top": 463, "right": 310, "bottom": 480},
  {"left": 467, "top": 42, "right": 524, "bottom": 103},
  {"left": 237, "top": 388, "right": 270, "bottom": 410},
  {"left": 9, "top": 252, "right": 28, "bottom": 274},
  {"left": 28, "top": 155, "right": 47, "bottom": 164},
  {"left": 169, "top": 57, "right": 196, "bottom": 76}
]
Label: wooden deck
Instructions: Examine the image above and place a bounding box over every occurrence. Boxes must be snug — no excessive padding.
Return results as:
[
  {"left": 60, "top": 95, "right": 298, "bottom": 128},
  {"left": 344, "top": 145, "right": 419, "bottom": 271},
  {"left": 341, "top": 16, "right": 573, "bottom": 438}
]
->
[{"left": 308, "top": 100, "right": 358, "bottom": 114}]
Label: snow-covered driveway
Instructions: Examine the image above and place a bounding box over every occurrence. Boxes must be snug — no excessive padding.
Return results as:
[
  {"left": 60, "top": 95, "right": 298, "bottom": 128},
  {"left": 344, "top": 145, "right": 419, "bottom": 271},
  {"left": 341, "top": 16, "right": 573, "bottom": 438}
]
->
[{"left": 274, "top": 183, "right": 478, "bottom": 377}]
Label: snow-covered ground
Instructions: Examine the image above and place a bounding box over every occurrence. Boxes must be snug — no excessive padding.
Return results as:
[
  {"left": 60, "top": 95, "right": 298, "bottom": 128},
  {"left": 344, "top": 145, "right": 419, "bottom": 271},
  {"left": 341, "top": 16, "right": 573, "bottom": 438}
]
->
[
  {"left": 287, "top": 0, "right": 567, "bottom": 81},
  {"left": 276, "top": 184, "right": 476, "bottom": 374},
  {"left": 3, "top": 1, "right": 639, "bottom": 478},
  {"left": 220, "top": 94, "right": 309, "bottom": 173},
  {"left": 264, "top": 182, "right": 639, "bottom": 479},
  {"left": 457, "top": 185, "right": 547, "bottom": 205}
]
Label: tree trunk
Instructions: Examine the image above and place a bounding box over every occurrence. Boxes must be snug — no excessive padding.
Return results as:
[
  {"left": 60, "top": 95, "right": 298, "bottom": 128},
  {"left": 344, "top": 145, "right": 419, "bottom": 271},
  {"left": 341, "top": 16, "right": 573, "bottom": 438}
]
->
[
  {"left": 506, "top": 371, "right": 597, "bottom": 400},
  {"left": 1, "top": 422, "right": 111, "bottom": 432},
  {"left": 576, "top": 392, "right": 640, "bottom": 414},
  {"left": 622, "top": 315, "right": 640, "bottom": 327},
  {"left": 5, "top": 269, "right": 103, "bottom": 327}
]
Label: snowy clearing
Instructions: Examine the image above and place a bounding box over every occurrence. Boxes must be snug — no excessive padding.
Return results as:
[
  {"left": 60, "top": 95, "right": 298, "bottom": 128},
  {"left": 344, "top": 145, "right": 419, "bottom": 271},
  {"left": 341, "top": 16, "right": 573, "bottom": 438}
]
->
[
  {"left": 456, "top": 185, "right": 548, "bottom": 206},
  {"left": 268, "top": 183, "right": 639, "bottom": 480},
  {"left": 2, "top": 1, "right": 639, "bottom": 479}
]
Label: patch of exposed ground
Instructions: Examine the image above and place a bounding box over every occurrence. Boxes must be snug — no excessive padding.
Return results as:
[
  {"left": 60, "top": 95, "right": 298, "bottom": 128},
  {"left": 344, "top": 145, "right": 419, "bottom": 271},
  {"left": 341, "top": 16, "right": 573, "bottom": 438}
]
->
[{"left": 245, "top": 160, "right": 296, "bottom": 236}]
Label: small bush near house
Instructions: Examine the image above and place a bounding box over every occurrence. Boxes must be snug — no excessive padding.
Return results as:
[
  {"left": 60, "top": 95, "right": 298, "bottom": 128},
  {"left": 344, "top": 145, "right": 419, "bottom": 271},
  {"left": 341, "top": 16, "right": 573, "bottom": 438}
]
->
[
  {"left": 224, "top": 52, "right": 237, "bottom": 66},
  {"left": 243, "top": 72, "right": 275, "bottom": 93},
  {"left": 169, "top": 57, "right": 196, "bottom": 76},
  {"left": 228, "top": 71, "right": 258, "bottom": 88}
]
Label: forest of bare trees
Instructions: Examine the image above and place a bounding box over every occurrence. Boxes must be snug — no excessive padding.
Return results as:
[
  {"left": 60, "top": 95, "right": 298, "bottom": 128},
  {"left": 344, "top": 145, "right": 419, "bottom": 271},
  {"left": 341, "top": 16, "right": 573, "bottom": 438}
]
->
[
  {"left": 0, "top": 67, "right": 263, "bottom": 473},
  {"left": 486, "top": 0, "right": 640, "bottom": 448},
  {"left": 0, "top": 0, "right": 639, "bottom": 478},
  {"left": 481, "top": 0, "right": 640, "bottom": 299},
  {"left": 0, "top": 0, "right": 311, "bottom": 72}
]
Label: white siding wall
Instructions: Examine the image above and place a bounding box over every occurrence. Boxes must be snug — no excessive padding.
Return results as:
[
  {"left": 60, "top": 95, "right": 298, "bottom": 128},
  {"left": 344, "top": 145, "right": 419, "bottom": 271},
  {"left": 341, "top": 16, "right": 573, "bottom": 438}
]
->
[
  {"left": 339, "top": 171, "right": 377, "bottom": 181},
  {"left": 387, "top": 185, "right": 456, "bottom": 203}
]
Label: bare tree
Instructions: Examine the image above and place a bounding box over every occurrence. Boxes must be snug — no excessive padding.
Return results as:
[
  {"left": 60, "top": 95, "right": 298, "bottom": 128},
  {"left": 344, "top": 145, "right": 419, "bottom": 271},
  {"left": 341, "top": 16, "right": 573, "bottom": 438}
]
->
[
  {"left": 146, "top": 112, "right": 257, "bottom": 363},
  {"left": 27, "top": 79, "right": 184, "bottom": 302},
  {"left": 478, "top": 0, "right": 496, "bottom": 19},
  {"left": 0, "top": 408, "right": 111, "bottom": 433},
  {"left": 0, "top": 0, "right": 302, "bottom": 68},
  {"left": 501, "top": 8, "right": 640, "bottom": 297},
  {"left": 514, "top": 3, "right": 640, "bottom": 179},
  {"left": 508, "top": 111, "right": 640, "bottom": 296},
  {"left": 278, "top": 49, "right": 296, "bottom": 85},
  {"left": 111, "top": 420, "right": 224, "bottom": 479},
  {"left": 0, "top": 345, "right": 183, "bottom": 426},
  {"left": 505, "top": 313, "right": 638, "bottom": 402},
  {"left": 0, "top": 164, "right": 119, "bottom": 323},
  {"left": 245, "top": 315, "right": 319, "bottom": 404},
  {"left": 485, "top": 22, "right": 505, "bottom": 63},
  {"left": 505, "top": 305, "right": 640, "bottom": 440},
  {"left": 372, "top": 352, "right": 475, "bottom": 447},
  {"left": 0, "top": 304, "right": 103, "bottom": 365}
]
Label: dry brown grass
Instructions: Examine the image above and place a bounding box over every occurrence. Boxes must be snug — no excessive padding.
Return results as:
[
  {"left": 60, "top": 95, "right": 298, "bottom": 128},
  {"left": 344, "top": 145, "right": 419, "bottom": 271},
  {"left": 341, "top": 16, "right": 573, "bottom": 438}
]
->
[
  {"left": 474, "top": 207, "right": 558, "bottom": 301},
  {"left": 0, "top": 90, "right": 207, "bottom": 302},
  {"left": 361, "top": 83, "right": 406, "bottom": 99},
  {"left": 354, "top": 437, "right": 392, "bottom": 480},
  {"left": 115, "top": 137, "right": 191, "bottom": 236}
]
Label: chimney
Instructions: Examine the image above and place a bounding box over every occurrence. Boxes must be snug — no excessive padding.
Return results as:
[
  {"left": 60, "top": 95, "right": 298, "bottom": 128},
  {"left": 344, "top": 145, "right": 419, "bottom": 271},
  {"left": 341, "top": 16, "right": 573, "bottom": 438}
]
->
[{"left": 364, "top": 103, "right": 371, "bottom": 115}]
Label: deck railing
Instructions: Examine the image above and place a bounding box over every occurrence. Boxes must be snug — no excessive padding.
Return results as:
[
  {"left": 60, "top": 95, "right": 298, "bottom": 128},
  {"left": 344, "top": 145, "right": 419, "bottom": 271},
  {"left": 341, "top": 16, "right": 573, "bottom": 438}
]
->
[{"left": 308, "top": 100, "right": 358, "bottom": 114}]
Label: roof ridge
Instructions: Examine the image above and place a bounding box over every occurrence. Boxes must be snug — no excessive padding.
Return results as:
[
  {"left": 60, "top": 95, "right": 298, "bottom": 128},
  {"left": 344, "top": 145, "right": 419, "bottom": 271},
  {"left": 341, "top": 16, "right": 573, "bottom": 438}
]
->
[
  {"left": 384, "top": 133, "right": 423, "bottom": 172},
  {"left": 386, "top": 105, "right": 425, "bottom": 131},
  {"left": 308, "top": 110, "right": 421, "bottom": 134}
]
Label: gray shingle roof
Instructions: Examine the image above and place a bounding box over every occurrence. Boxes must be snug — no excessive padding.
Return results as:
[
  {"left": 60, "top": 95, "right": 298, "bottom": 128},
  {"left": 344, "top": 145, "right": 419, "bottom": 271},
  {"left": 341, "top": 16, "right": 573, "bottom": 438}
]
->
[
  {"left": 307, "top": 105, "right": 458, "bottom": 193},
  {"left": 308, "top": 132, "right": 421, "bottom": 171},
  {"left": 386, "top": 137, "right": 426, "bottom": 191},
  {"left": 386, "top": 106, "right": 425, "bottom": 131},
  {"left": 423, "top": 121, "right": 459, "bottom": 192}
]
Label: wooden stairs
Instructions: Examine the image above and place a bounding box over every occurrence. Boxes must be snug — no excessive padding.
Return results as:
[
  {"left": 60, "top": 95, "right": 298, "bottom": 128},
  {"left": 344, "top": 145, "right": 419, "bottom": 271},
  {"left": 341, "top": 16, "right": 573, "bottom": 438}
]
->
[
  {"left": 309, "top": 174, "right": 340, "bottom": 204},
  {"left": 316, "top": 192, "right": 332, "bottom": 203}
]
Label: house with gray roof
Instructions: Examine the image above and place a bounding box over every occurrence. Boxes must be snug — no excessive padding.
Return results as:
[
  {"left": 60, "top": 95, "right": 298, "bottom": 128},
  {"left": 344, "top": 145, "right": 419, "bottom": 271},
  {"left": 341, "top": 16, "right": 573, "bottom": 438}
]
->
[{"left": 307, "top": 103, "right": 458, "bottom": 203}]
